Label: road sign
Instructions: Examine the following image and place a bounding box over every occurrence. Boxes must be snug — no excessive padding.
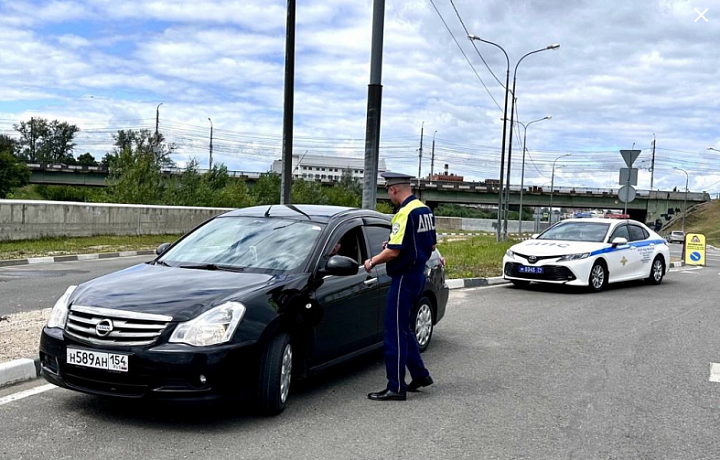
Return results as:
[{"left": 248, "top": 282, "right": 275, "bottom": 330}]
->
[
  {"left": 620, "top": 149, "right": 641, "bottom": 167},
  {"left": 618, "top": 185, "right": 636, "bottom": 203},
  {"left": 684, "top": 233, "right": 706, "bottom": 266},
  {"left": 619, "top": 168, "right": 638, "bottom": 186}
]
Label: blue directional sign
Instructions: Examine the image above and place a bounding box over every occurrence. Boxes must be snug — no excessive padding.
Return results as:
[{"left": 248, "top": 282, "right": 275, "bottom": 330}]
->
[{"left": 690, "top": 251, "right": 702, "bottom": 262}]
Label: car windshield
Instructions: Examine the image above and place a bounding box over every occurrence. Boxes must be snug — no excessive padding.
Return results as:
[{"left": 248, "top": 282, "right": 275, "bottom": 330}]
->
[
  {"left": 158, "top": 217, "right": 324, "bottom": 273},
  {"left": 538, "top": 222, "right": 610, "bottom": 242}
]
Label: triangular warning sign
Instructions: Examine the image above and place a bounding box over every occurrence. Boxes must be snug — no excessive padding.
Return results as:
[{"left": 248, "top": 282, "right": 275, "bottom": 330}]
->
[{"left": 691, "top": 235, "right": 701, "bottom": 243}]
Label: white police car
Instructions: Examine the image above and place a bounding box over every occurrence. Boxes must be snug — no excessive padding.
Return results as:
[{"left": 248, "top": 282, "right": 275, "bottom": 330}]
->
[{"left": 503, "top": 218, "right": 670, "bottom": 292}]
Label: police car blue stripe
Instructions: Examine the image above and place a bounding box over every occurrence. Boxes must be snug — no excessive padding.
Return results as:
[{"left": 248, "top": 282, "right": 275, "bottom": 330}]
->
[{"left": 589, "top": 239, "right": 666, "bottom": 256}]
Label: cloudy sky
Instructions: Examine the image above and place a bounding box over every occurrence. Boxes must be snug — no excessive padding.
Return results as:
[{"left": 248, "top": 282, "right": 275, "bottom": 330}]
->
[{"left": 0, "top": 0, "right": 718, "bottom": 193}]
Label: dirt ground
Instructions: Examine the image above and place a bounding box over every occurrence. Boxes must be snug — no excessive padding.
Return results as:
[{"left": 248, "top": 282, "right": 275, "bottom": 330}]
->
[{"left": 0, "top": 309, "right": 50, "bottom": 363}]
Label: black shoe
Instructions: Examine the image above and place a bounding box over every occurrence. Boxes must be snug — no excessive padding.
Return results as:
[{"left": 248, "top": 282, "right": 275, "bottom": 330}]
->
[
  {"left": 367, "top": 389, "right": 407, "bottom": 401},
  {"left": 407, "top": 376, "right": 434, "bottom": 392}
]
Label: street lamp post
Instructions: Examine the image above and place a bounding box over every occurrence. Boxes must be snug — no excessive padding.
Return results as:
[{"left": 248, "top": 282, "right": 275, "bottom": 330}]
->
[
  {"left": 469, "top": 35, "right": 559, "bottom": 240},
  {"left": 503, "top": 44, "right": 560, "bottom": 240},
  {"left": 674, "top": 167, "right": 689, "bottom": 233},
  {"left": 549, "top": 154, "right": 571, "bottom": 224},
  {"left": 506, "top": 116, "right": 551, "bottom": 235},
  {"left": 468, "top": 35, "right": 510, "bottom": 242}
]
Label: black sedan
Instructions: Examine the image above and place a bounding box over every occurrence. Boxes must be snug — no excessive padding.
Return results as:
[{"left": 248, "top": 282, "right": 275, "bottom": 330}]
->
[{"left": 40, "top": 205, "right": 448, "bottom": 414}]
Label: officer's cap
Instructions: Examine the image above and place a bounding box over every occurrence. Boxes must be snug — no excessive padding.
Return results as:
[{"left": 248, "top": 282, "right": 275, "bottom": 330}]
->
[{"left": 381, "top": 171, "right": 414, "bottom": 187}]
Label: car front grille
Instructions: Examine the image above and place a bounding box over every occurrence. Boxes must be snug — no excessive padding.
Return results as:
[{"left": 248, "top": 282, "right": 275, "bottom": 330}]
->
[
  {"left": 64, "top": 305, "right": 173, "bottom": 347},
  {"left": 504, "top": 262, "right": 576, "bottom": 281}
]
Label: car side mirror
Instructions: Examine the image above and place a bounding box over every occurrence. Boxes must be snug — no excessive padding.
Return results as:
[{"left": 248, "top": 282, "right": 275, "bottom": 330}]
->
[
  {"left": 319, "top": 256, "right": 359, "bottom": 277},
  {"left": 531, "top": 234, "right": 540, "bottom": 239},
  {"left": 156, "top": 242, "right": 172, "bottom": 255},
  {"left": 611, "top": 237, "right": 628, "bottom": 247}
]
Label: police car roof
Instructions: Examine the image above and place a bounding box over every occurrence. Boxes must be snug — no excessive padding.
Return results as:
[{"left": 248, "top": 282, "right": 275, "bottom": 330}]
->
[
  {"left": 559, "top": 217, "right": 644, "bottom": 226},
  {"left": 220, "top": 205, "right": 388, "bottom": 224}
]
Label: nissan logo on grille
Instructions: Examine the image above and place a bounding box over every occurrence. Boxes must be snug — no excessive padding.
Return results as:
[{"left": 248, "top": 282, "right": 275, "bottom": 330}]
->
[
  {"left": 528, "top": 256, "right": 538, "bottom": 264},
  {"left": 95, "top": 319, "right": 114, "bottom": 337}
]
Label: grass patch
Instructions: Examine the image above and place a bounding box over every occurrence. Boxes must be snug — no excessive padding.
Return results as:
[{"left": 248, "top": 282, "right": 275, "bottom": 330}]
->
[
  {"left": 664, "top": 200, "right": 720, "bottom": 247},
  {"left": 438, "top": 236, "right": 517, "bottom": 279},
  {"left": 0, "top": 234, "right": 183, "bottom": 260}
]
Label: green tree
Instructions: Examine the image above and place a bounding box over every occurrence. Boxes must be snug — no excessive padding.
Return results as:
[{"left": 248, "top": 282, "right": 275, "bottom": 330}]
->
[
  {"left": 376, "top": 202, "right": 394, "bottom": 214},
  {"left": 165, "top": 158, "right": 213, "bottom": 206},
  {"left": 76, "top": 152, "right": 98, "bottom": 166},
  {"left": 253, "top": 172, "right": 281, "bottom": 205},
  {"left": 13, "top": 118, "right": 80, "bottom": 163},
  {"left": 205, "top": 163, "right": 230, "bottom": 191},
  {"left": 214, "top": 179, "right": 256, "bottom": 209},
  {"left": 107, "top": 129, "right": 170, "bottom": 204},
  {"left": 0, "top": 135, "right": 17, "bottom": 157},
  {"left": 0, "top": 151, "right": 31, "bottom": 198},
  {"left": 292, "top": 179, "right": 328, "bottom": 205}
]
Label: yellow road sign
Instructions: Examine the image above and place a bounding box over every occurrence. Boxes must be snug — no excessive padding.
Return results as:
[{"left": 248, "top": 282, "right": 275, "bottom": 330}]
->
[{"left": 684, "top": 233, "right": 706, "bottom": 266}]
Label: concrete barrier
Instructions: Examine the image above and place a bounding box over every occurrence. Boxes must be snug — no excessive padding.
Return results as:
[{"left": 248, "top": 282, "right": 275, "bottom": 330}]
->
[
  {"left": 0, "top": 200, "right": 232, "bottom": 241},
  {"left": 435, "top": 215, "right": 547, "bottom": 234}
]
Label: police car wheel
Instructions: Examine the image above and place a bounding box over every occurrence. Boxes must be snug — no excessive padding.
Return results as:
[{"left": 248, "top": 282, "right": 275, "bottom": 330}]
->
[
  {"left": 413, "top": 297, "right": 434, "bottom": 352},
  {"left": 510, "top": 280, "right": 531, "bottom": 288},
  {"left": 646, "top": 257, "right": 665, "bottom": 285},
  {"left": 258, "top": 332, "right": 292, "bottom": 416},
  {"left": 588, "top": 261, "right": 607, "bottom": 292}
]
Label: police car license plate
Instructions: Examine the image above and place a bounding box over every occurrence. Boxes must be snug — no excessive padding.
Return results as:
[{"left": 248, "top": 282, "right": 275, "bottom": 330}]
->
[
  {"left": 66, "top": 348, "right": 129, "bottom": 372},
  {"left": 518, "top": 266, "right": 544, "bottom": 274}
]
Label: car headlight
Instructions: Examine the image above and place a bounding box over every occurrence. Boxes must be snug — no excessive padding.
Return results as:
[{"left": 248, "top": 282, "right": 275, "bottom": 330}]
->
[
  {"left": 169, "top": 302, "right": 246, "bottom": 347},
  {"left": 47, "top": 285, "right": 77, "bottom": 329},
  {"left": 558, "top": 253, "right": 590, "bottom": 261},
  {"left": 506, "top": 249, "right": 515, "bottom": 257}
]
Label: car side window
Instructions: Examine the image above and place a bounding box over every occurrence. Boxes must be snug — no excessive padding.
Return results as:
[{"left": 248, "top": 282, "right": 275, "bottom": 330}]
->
[
  {"left": 609, "top": 225, "right": 630, "bottom": 242},
  {"left": 326, "top": 226, "right": 367, "bottom": 264},
  {"left": 364, "top": 225, "right": 391, "bottom": 259},
  {"left": 628, "top": 225, "right": 647, "bottom": 242}
]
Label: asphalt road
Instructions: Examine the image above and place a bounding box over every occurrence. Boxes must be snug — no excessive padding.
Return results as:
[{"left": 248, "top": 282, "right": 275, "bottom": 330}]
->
[
  {"left": 0, "top": 256, "right": 154, "bottom": 316},
  {"left": 1, "top": 250, "right": 720, "bottom": 459}
]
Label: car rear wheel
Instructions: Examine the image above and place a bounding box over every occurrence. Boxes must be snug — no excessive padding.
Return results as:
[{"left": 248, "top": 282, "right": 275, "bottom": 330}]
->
[
  {"left": 646, "top": 257, "right": 665, "bottom": 285},
  {"left": 588, "top": 261, "right": 607, "bottom": 292},
  {"left": 510, "top": 280, "right": 531, "bottom": 288},
  {"left": 413, "top": 297, "right": 434, "bottom": 353},
  {"left": 258, "top": 332, "right": 292, "bottom": 416}
]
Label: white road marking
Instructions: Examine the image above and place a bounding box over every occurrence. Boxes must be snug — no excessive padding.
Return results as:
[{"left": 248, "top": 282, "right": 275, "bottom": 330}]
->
[
  {"left": 0, "top": 384, "right": 56, "bottom": 407},
  {"left": 710, "top": 364, "right": 720, "bottom": 383}
]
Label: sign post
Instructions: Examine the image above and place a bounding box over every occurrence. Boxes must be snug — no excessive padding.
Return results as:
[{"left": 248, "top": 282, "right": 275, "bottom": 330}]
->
[
  {"left": 684, "top": 233, "right": 706, "bottom": 266},
  {"left": 618, "top": 150, "right": 641, "bottom": 216}
]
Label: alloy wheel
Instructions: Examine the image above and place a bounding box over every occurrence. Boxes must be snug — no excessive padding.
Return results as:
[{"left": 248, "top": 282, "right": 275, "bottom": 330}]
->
[
  {"left": 280, "top": 344, "right": 292, "bottom": 404},
  {"left": 415, "top": 303, "right": 433, "bottom": 348}
]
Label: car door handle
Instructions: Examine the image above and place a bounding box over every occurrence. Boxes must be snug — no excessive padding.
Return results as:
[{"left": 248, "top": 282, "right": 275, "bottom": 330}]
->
[{"left": 364, "top": 278, "right": 378, "bottom": 286}]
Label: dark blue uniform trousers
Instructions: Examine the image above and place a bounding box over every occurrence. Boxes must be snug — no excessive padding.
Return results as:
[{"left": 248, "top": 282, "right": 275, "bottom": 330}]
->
[{"left": 384, "top": 270, "right": 430, "bottom": 393}]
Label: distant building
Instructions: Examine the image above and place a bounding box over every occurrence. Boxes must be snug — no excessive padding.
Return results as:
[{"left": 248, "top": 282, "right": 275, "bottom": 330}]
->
[
  {"left": 430, "top": 164, "right": 464, "bottom": 182},
  {"left": 272, "top": 154, "right": 387, "bottom": 182}
]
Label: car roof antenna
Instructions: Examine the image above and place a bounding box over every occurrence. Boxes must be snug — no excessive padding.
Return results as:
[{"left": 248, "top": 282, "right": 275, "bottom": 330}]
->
[
  {"left": 264, "top": 205, "right": 272, "bottom": 217},
  {"left": 287, "top": 205, "right": 311, "bottom": 220}
]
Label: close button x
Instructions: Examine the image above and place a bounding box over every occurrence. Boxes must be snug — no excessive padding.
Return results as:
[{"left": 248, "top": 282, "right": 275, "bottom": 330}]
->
[{"left": 695, "top": 8, "right": 708, "bottom": 22}]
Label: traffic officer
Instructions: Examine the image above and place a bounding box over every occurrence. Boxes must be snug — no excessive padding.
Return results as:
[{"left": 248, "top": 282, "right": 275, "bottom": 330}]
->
[{"left": 364, "top": 172, "right": 436, "bottom": 401}]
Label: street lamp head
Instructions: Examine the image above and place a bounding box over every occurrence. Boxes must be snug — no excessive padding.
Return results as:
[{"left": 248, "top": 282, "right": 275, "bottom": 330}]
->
[
  {"left": 468, "top": 34, "right": 480, "bottom": 41},
  {"left": 547, "top": 44, "right": 560, "bottom": 50},
  {"left": 545, "top": 115, "right": 552, "bottom": 120}
]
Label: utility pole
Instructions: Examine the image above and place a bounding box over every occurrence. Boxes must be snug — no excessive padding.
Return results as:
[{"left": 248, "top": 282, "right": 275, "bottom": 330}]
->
[
  {"left": 417, "top": 122, "right": 424, "bottom": 186},
  {"left": 208, "top": 118, "right": 213, "bottom": 170},
  {"left": 280, "top": 0, "right": 296, "bottom": 205},
  {"left": 430, "top": 131, "right": 437, "bottom": 182},
  {"left": 362, "top": 0, "right": 385, "bottom": 210},
  {"left": 650, "top": 134, "right": 656, "bottom": 190},
  {"left": 155, "top": 103, "right": 163, "bottom": 144},
  {"left": 30, "top": 117, "right": 35, "bottom": 162}
]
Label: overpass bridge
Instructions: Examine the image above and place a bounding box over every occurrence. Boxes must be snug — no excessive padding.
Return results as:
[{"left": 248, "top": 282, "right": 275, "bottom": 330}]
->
[{"left": 27, "top": 163, "right": 708, "bottom": 223}]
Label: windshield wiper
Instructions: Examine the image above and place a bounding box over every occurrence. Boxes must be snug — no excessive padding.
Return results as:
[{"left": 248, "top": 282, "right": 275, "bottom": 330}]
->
[
  {"left": 176, "top": 263, "right": 245, "bottom": 272},
  {"left": 154, "top": 260, "right": 172, "bottom": 267}
]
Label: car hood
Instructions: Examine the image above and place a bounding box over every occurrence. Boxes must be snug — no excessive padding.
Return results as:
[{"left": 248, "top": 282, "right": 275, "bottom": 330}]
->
[
  {"left": 511, "top": 240, "right": 608, "bottom": 257},
  {"left": 70, "top": 263, "right": 284, "bottom": 321}
]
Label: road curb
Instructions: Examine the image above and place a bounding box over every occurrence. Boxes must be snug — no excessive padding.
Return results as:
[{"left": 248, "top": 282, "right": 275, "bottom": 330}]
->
[
  {"left": 0, "top": 356, "right": 41, "bottom": 389},
  {"left": 669, "top": 261, "right": 684, "bottom": 268},
  {"left": 447, "top": 276, "right": 509, "bottom": 289},
  {"left": 0, "top": 250, "right": 156, "bottom": 268}
]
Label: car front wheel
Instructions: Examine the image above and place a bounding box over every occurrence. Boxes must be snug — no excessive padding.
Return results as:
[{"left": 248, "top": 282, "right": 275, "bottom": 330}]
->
[
  {"left": 589, "top": 261, "right": 607, "bottom": 292},
  {"left": 258, "top": 332, "right": 292, "bottom": 416},
  {"left": 413, "top": 297, "right": 434, "bottom": 353}
]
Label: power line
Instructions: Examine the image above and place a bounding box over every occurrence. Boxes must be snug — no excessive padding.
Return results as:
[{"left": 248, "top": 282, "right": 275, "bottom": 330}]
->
[
  {"left": 447, "top": 0, "right": 506, "bottom": 90},
  {"left": 427, "top": 0, "right": 503, "bottom": 112}
]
